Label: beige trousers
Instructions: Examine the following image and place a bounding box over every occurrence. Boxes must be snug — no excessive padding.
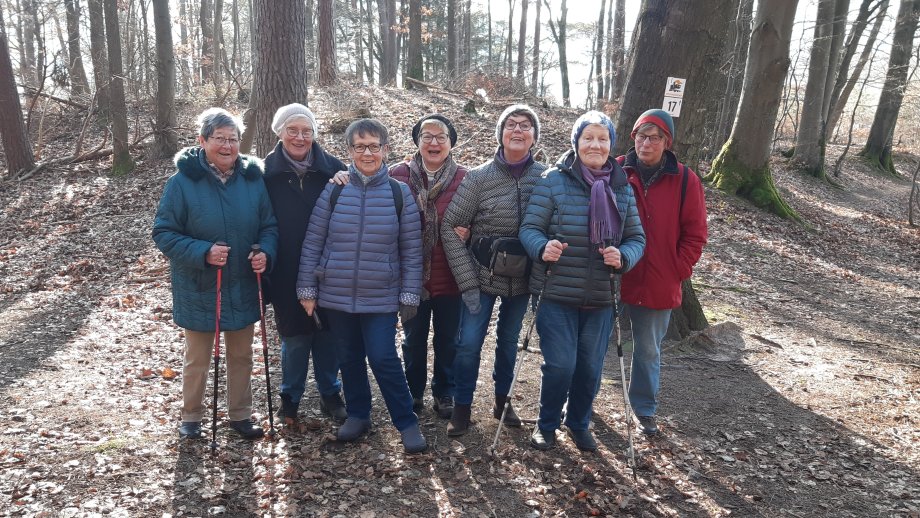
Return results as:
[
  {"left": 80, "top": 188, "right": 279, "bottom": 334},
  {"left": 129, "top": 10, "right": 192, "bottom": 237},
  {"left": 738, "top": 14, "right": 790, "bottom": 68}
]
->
[{"left": 182, "top": 325, "right": 255, "bottom": 422}]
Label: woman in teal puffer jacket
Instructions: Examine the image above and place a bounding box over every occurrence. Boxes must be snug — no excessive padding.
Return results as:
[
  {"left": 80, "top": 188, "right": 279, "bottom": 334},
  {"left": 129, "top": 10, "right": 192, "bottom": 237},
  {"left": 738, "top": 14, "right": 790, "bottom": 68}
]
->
[{"left": 153, "top": 108, "right": 278, "bottom": 441}]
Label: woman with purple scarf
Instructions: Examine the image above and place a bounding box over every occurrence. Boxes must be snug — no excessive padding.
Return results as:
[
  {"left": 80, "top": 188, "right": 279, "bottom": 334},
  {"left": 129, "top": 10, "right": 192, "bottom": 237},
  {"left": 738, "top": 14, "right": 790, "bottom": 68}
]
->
[{"left": 519, "top": 110, "right": 645, "bottom": 451}]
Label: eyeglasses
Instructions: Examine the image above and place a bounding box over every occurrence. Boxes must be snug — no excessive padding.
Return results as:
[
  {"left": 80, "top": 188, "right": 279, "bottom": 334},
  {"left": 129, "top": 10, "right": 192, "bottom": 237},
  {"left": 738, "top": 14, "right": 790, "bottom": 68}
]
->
[
  {"left": 503, "top": 120, "right": 533, "bottom": 132},
  {"left": 420, "top": 133, "right": 449, "bottom": 144},
  {"left": 351, "top": 143, "right": 383, "bottom": 154},
  {"left": 635, "top": 134, "right": 664, "bottom": 145},
  {"left": 285, "top": 127, "right": 314, "bottom": 139},
  {"left": 210, "top": 136, "right": 240, "bottom": 146}
]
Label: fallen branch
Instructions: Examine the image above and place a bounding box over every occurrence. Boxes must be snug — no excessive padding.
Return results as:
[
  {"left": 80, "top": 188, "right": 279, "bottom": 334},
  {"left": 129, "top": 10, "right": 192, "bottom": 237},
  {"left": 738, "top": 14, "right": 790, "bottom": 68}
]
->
[
  {"left": 749, "top": 334, "right": 785, "bottom": 349},
  {"left": 13, "top": 130, "right": 154, "bottom": 181},
  {"left": 21, "top": 85, "right": 89, "bottom": 110}
]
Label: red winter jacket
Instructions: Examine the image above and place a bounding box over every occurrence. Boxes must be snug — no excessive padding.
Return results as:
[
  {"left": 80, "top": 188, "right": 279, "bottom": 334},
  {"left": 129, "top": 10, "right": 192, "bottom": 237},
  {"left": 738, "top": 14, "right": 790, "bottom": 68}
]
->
[
  {"left": 617, "top": 149, "right": 707, "bottom": 310},
  {"left": 390, "top": 159, "right": 467, "bottom": 298}
]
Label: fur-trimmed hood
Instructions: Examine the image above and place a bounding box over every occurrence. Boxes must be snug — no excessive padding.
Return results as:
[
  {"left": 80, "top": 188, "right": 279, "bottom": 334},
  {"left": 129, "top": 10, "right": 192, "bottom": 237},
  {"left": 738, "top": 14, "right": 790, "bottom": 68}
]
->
[{"left": 174, "top": 146, "right": 265, "bottom": 182}]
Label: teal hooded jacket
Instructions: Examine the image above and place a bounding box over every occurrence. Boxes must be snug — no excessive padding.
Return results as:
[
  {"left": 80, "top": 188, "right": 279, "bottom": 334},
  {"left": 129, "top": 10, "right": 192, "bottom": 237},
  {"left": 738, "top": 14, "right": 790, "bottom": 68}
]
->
[{"left": 153, "top": 147, "right": 279, "bottom": 332}]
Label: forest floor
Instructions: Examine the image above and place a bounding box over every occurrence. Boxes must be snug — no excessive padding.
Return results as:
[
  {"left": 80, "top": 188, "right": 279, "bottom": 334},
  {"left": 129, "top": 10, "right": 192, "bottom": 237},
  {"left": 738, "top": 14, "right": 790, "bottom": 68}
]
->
[{"left": 1, "top": 85, "right": 918, "bottom": 517}]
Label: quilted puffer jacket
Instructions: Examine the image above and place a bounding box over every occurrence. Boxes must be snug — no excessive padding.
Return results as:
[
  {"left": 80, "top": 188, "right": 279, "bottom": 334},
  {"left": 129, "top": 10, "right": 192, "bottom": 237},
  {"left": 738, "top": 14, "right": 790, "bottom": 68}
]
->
[{"left": 152, "top": 147, "right": 279, "bottom": 332}]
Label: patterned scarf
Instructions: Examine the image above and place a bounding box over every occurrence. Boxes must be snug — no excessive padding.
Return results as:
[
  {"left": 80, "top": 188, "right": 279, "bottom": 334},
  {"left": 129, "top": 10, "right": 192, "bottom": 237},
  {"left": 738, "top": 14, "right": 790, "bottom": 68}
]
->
[
  {"left": 199, "top": 148, "right": 235, "bottom": 183},
  {"left": 282, "top": 146, "right": 313, "bottom": 178},
  {"left": 407, "top": 152, "right": 459, "bottom": 294},
  {"left": 578, "top": 159, "right": 621, "bottom": 246}
]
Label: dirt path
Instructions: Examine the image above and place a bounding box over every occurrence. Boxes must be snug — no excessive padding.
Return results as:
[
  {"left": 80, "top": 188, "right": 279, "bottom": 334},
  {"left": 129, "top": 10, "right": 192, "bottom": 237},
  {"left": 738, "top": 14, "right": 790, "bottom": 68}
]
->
[{"left": 1, "top": 96, "right": 918, "bottom": 516}]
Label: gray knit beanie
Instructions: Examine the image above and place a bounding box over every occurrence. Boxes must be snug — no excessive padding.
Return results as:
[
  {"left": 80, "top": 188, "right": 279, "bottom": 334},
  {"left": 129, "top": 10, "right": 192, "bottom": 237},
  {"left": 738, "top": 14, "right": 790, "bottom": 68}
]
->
[
  {"left": 271, "top": 103, "right": 318, "bottom": 137},
  {"left": 495, "top": 104, "right": 540, "bottom": 147}
]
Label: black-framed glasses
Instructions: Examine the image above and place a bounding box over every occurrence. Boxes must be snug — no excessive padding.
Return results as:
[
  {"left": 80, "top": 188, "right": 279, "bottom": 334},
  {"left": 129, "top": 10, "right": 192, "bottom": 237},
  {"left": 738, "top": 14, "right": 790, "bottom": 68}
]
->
[
  {"left": 635, "top": 134, "right": 663, "bottom": 145},
  {"left": 285, "top": 127, "right": 314, "bottom": 138},
  {"left": 503, "top": 120, "right": 533, "bottom": 132},
  {"left": 351, "top": 143, "right": 383, "bottom": 154},
  {"left": 420, "top": 133, "right": 449, "bottom": 144},
  {"left": 210, "top": 136, "right": 240, "bottom": 146}
]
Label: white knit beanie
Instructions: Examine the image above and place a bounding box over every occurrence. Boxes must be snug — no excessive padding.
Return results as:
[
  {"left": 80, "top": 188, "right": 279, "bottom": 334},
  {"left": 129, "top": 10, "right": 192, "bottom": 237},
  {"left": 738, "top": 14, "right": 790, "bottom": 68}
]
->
[
  {"left": 271, "top": 103, "right": 318, "bottom": 137},
  {"left": 495, "top": 104, "right": 540, "bottom": 147}
]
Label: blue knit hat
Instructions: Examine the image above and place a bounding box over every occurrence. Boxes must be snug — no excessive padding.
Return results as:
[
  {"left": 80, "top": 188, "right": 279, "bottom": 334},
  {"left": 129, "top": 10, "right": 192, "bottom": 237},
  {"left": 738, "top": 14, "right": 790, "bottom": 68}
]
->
[
  {"left": 571, "top": 110, "right": 616, "bottom": 152},
  {"left": 631, "top": 109, "right": 675, "bottom": 148}
]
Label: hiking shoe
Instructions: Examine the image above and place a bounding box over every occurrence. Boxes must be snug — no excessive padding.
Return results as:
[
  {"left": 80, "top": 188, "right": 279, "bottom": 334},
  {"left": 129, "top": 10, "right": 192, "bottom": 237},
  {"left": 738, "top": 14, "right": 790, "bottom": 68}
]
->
[
  {"left": 447, "top": 404, "right": 472, "bottom": 436},
  {"left": 179, "top": 421, "right": 202, "bottom": 439},
  {"left": 399, "top": 424, "right": 428, "bottom": 454},
  {"left": 229, "top": 419, "right": 265, "bottom": 440},
  {"left": 336, "top": 417, "right": 371, "bottom": 442},
  {"left": 412, "top": 397, "right": 424, "bottom": 412},
  {"left": 432, "top": 395, "right": 454, "bottom": 419},
  {"left": 493, "top": 394, "right": 522, "bottom": 427},
  {"left": 636, "top": 415, "right": 659, "bottom": 436},
  {"left": 530, "top": 427, "right": 556, "bottom": 450},
  {"left": 320, "top": 393, "right": 347, "bottom": 424},
  {"left": 277, "top": 396, "right": 298, "bottom": 420},
  {"left": 567, "top": 428, "right": 598, "bottom": 452}
]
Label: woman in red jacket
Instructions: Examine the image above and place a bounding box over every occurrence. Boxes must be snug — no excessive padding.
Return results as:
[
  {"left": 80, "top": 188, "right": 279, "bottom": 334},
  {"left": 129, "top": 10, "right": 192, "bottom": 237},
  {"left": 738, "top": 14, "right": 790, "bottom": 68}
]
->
[{"left": 617, "top": 109, "right": 708, "bottom": 436}]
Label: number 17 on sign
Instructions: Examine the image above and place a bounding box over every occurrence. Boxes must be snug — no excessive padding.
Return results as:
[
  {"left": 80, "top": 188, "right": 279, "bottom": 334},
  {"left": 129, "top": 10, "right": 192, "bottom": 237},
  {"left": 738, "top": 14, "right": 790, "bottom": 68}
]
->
[
  {"left": 662, "top": 76, "right": 686, "bottom": 117},
  {"left": 663, "top": 98, "right": 682, "bottom": 117}
]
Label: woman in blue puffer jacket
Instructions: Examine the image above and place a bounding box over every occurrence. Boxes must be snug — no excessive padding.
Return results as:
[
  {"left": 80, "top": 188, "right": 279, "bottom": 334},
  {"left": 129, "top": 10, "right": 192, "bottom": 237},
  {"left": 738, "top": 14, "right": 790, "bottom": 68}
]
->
[
  {"left": 296, "top": 119, "right": 427, "bottom": 453},
  {"left": 519, "top": 111, "right": 645, "bottom": 452}
]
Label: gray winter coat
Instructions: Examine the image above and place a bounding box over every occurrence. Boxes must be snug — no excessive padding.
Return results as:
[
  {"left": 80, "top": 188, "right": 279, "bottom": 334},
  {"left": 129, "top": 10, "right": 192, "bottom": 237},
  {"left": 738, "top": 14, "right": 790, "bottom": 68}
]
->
[{"left": 440, "top": 153, "right": 547, "bottom": 297}]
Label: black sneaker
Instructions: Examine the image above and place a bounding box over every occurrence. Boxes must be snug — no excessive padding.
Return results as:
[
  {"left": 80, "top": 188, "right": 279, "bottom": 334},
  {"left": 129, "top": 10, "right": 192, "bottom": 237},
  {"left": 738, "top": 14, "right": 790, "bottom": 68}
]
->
[
  {"left": 530, "top": 427, "right": 556, "bottom": 450},
  {"left": 567, "top": 428, "right": 598, "bottom": 452},
  {"left": 229, "top": 419, "right": 265, "bottom": 440},
  {"left": 432, "top": 395, "right": 453, "bottom": 419},
  {"left": 636, "top": 415, "right": 659, "bottom": 436},
  {"left": 412, "top": 397, "right": 424, "bottom": 412},
  {"left": 179, "top": 421, "right": 201, "bottom": 439},
  {"left": 320, "top": 393, "right": 347, "bottom": 424}
]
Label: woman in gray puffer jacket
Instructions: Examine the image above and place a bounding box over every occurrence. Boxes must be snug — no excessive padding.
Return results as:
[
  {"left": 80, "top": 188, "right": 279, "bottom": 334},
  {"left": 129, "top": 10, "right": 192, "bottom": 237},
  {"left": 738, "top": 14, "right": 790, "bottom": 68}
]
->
[
  {"left": 296, "top": 119, "right": 426, "bottom": 453},
  {"left": 440, "top": 104, "right": 548, "bottom": 436},
  {"left": 519, "top": 111, "right": 645, "bottom": 452}
]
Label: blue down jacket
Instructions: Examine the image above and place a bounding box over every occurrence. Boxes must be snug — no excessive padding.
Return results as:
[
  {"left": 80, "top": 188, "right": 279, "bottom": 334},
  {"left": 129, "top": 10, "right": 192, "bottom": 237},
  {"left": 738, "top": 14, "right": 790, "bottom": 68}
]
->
[
  {"left": 296, "top": 164, "right": 423, "bottom": 313},
  {"left": 519, "top": 150, "right": 645, "bottom": 307},
  {"left": 152, "top": 147, "right": 279, "bottom": 332}
]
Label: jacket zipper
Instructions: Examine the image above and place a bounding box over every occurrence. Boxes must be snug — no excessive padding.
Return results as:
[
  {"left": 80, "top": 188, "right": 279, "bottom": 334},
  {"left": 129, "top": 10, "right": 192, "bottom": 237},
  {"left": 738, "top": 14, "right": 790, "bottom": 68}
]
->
[{"left": 352, "top": 185, "right": 367, "bottom": 313}]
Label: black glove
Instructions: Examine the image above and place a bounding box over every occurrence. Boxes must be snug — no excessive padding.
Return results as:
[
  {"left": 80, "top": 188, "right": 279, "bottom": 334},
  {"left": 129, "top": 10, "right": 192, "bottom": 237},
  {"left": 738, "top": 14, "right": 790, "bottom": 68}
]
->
[{"left": 400, "top": 304, "right": 418, "bottom": 324}]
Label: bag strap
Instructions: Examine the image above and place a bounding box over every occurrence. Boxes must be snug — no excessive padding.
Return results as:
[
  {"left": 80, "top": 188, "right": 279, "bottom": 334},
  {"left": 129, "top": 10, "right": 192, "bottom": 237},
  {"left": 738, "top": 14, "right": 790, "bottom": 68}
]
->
[
  {"left": 328, "top": 178, "right": 403, "bottom": 224},
  {"left": 678, "top": 163, "right": 688, "bottom": 216}
]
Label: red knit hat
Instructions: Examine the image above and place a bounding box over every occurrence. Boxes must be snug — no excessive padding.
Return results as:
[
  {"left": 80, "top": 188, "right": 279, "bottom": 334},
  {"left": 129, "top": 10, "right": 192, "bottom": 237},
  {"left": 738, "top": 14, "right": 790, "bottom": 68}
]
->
[{"left": 630, "top": 109, "right": 675, "bottom": 149}]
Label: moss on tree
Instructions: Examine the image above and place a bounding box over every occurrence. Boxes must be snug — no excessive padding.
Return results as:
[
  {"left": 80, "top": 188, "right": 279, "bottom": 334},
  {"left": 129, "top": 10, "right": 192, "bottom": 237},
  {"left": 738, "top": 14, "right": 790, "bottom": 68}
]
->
[
  {"left": 858, "top": 145, "right": 897, "bottom": 176},
  {"left": 706, "top": 138, "right": 800, "bottom": 221}
]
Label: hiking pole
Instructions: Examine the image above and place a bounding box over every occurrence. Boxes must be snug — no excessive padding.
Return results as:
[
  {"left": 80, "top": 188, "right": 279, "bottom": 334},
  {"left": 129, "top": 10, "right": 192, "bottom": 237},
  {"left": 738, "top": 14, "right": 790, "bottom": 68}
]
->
[
  {"left": 252, "top": 244, "right": 276, "bottom": 438},
  {"left": 211, "top": 241, "right": 227, "bottom": 455},
  {"left": 606, "top": 241, "right": 637, "bottom": 482},
  {"left": 489, "top": 236, "right": 563, "bottom": 456}
]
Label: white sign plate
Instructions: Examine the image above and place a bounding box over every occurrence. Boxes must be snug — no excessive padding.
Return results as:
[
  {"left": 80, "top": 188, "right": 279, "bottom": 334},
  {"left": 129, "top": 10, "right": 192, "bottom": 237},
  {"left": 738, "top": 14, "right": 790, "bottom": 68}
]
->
[
  {"left": 664, "top": 77, "right": 686, "bottom": 98},
  {"left": 663, "top": 96, "right": 683, "bottom": 117}
]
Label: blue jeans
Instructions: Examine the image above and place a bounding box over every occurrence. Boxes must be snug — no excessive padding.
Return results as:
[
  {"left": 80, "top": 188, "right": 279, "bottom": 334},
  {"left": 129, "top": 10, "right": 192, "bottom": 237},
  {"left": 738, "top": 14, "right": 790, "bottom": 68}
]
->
[
  {"left": 535, "top": 299, "right": 612, "bottom": 432},
  {"left": 624, "top": 304, "right": 672, "bottom": 417},
  {"left": 325, "top": 309, "right": 418, "bottom": 431},
  {"left": 452, "top": 292, "right": 529, "bottom": 405},
  {"left": 401, "top": 295, "right": 460, "bottom": 400},
  {"left": 279, "top": 330, "right": 343, "bottom": 409}
]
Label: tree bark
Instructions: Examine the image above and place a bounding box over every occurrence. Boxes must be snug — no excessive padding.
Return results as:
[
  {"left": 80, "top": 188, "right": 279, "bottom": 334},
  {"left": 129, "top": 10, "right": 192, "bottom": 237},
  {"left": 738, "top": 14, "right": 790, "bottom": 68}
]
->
[
  {"left": 531, "top": 0, "right": 541, "bottom": 95},
  {"left": 707, "top": 0, "right": 800, "bottom": 220},
  {"left": 447, "top": 0, "right": 456, "bottom": 78},
  {"left": 859, "top": 0, "right": 920, "bottom": 174},
  {"left": 317, "top": 0, "right": 336, "bottom": 85},
  {"left": 594, "top": 0, "right": 606, "bottom": 108},
  {"left": 516, "top": 0, "right": 528, "bottom": 80},
  {"left": 505, "top": 0, "right": 514, "bottom": 76},
  {"left": 462, "top": 0, "right": 471, "bottom": 72},
  {"left": 199, "top": 0, "right": 212, "bottom": 85},
  {"left": 86, "top": 0, "right": 109, "bottom": 118},
  {"left": 609, "top": 0, "right": 625, "bottom": 102},
  {"left": 713, "top": 0, "right": 753, "bottom": 149},
  {"left": 28, "top": 0, "right": 45, "bottom": 87},
  {"left": 103, "top": 0, "right": 135, "bottom": 175},
  {"left": 0, "top": 1, "right": 35, "bottom": 175},
  {"left": 213, "top": 0, "right": 225, "bottom": 91},
  {"left": 544, "top": 0, "right": 569, "bottom": 107},
  {"left": 406, "top": 0, "right": 423, "bottom": 84},
  {"left": 377, "top": 0, "right": 397, "bottom": 84},
  {"left": 152, "top": 0, "right": 177, "bottom": 158},
  {"left": 249, "top": 0, "right": 308, "bottom": 155},
  {"left": 64, "top": 0, "right": 90, "bottom": 97}
]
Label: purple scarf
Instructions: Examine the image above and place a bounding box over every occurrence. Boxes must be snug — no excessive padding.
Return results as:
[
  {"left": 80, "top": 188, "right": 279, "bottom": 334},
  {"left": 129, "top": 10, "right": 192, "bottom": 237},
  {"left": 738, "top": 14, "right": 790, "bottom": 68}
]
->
[
  {"left": 578, "top": 161, "right": 621, "bottom": 246},
  {"left": 496, "top": 149, "right": 531, "bottom": 179}
]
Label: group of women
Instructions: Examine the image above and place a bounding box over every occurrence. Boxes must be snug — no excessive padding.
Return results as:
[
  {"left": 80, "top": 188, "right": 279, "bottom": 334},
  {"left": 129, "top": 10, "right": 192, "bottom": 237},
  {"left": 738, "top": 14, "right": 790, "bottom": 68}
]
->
[{"left": 152, "top": 101, "right": 707, "bottom": 454}]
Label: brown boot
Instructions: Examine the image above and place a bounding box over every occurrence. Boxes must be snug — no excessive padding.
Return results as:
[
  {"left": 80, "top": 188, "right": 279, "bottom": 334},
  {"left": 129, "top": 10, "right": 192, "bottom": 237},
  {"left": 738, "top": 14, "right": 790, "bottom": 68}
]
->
[
  {"left": 447, "top": 404, "right": 472, "bottom": 436},
  {"left": 493, "top": 394, "right": 522, "bottom": 428}
]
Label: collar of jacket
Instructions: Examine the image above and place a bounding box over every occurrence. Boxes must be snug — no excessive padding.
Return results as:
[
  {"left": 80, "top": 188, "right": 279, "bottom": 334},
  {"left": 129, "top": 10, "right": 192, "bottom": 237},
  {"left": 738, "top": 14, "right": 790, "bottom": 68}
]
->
[
  {"left": 263, "top": 140, "right": 338, "bottom": 179},
  {"left": 348, "top": 162, "right": 390, "bottom": 186},
  {"left": 174, "top": 146, "right": 263, "bottom": 182},
  {"left": 554, "top": 149, "right": 628, "bottom": 188},
  {"left": 493, "top": 146, "right": 535, "bottom": 177},
  {"left": 621, "top": 147, "right": 680, "bottom": 175}
]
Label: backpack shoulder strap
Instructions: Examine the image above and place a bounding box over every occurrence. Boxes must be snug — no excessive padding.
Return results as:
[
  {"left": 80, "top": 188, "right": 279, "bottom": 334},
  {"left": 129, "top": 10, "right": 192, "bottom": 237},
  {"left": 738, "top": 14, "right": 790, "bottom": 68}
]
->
[
  {"left": 329, "top": 183, "right": 345, "bottom": 213},
  {"left": 388, "top": 178, "right": 404, "bottom": 224},
  {"left": 678, "top": 163, "right": 689, "bottom": 215}
]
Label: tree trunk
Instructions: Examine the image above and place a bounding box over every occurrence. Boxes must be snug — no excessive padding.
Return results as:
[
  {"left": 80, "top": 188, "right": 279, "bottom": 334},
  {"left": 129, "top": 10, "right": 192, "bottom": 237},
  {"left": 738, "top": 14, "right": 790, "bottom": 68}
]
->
[
  {"left": 64, "top": 0, "right": 90, "bottom": 97},
  {"left": 378, "top": 0, "right": 397, "bottom": 85},
  {"left": 365, "top": 0, "right": 375, "bottom": 83},
  {"left": 505, "top": 0, "right": 514, "bottom": 76},
  {"left": 406, "top": 0, "right": 423, "bottom": 84},
  {"left": 665, "top": 279, "right": 709, "bottom": 340},
  {"left": 714, "top": 0, "right": 753, "bottom": 149},
  {"left": 305, "top": 0, "right": 315, "bottom": 76},
  {"left": 213, "top": 0, "right": 225, "bottom": 91},
  {"left": 487, "top": 0, "right": 492, "bottom": 66},
  {"left": 603, "top": 0, "right": 612, "bottom": 99},
  {"left": 544, "top": 0, "right": 569, "bottom": 107},
  {"left": 86, "top": 0, "right": 109, "bottom": 118},
  {"left": 463, "top": 0, "right": 471, "bottom": 72},
  {"left": 317, "top": 0, "right": 335, "bottom": 85},
  {"left": 826, "top": 0, "right": 888, "bottom": 137},
  {"left": 516, "top": 0, "right": 528, "bottom": 80},
  {"left": 0, "top": 1, "right": 35, "bottom": 175},
  {"left": 793, "top": 0, "right": 837, "bottom": 178},
  {"left": 530, "top": 0, "right": 541, "bottom": 95},
  {"left": 859, "top": 0, "right": 920, "bottom": 174},
  {"left": 231, "top": 0, "right": 239, "bottom": 75},
  {"left": 609, "top": 0, "right": 625, "bottom": 103},
  {"left": 594, "top": 0, "right": 606, "bottom": 108},
  {"left": 29, "top": 0, "right": 45, "bottom": 87},
  {"left": 707, "top": 0, "right": 800, "bottom": 220},
  {"left": 152, "top": 0, "right": 177, "bottom": 158},
  {"left": 199, "top": 0, "right": 212, "bottom": 85},
  {"left": 249, "top": 0, "right": 308, "bottom": 155},
  {"left": 446, "top": 0, "right": 456, "bottom": 78},
  {"left": 612, "top": 0, "right": 736, "bottom": 169},
  {"left": 103, "top": 0, "right": 135, "bottom": 175}
]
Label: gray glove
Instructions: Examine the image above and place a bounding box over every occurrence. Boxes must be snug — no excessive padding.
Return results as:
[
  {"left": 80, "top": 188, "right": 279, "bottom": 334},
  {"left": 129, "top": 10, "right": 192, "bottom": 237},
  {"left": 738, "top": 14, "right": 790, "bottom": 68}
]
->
[
  {"left": 399, "top": 304, "right": 418, "bottom": 324},
  {"left": 462, "top": 289, "right": 482, "bottom": 315}
]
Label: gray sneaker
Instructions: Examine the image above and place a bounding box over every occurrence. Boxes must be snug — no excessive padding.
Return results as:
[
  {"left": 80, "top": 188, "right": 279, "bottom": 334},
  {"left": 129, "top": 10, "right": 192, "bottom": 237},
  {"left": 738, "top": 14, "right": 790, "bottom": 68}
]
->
[
  {"left": 636, "top": 415, "right": 659, "bottom": 436},
  {"left": 320, "top": 393, "right": 347, "bottom": 424},
  {"left": 399, "top": 424, "right": 428, "bottom": 454}
]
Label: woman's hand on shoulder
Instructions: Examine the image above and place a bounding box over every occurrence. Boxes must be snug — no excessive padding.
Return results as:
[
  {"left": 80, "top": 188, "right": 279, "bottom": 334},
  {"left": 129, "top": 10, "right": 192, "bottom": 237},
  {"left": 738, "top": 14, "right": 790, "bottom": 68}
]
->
[{"left": 329, "top": 170, "right": 350, "bottom": 186}]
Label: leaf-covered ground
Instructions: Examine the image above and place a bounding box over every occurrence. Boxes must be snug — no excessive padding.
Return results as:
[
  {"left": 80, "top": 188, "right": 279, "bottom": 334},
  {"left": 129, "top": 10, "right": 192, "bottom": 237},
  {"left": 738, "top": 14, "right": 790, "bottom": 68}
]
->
[{"left": 1, "top": 86, "right": 918, "bottom": 517}]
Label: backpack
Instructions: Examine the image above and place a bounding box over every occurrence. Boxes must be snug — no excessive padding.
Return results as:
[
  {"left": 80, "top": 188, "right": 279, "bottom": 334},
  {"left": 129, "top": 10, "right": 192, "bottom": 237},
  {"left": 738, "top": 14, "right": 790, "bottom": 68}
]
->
[
  {"left": 328, "top": 177, "right": 404, "bottom": 223},
  {"left": 616, "top": 155, "right": 689, "bottom": 214}
]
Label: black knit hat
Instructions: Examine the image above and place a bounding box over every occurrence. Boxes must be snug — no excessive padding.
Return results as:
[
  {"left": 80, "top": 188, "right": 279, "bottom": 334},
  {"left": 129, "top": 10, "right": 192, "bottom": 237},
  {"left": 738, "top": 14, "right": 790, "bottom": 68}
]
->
[{"left": 411, "top": 114, "right": 458, "bottom": 146}]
